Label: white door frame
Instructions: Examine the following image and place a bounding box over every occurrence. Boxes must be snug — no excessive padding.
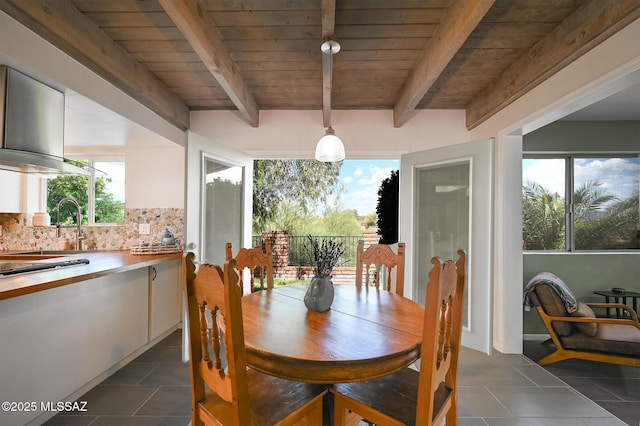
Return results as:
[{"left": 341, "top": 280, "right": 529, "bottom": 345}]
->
[
  {"left": 400, "top": 138, "right": 494, "bottom": 354},
  {"left": 184, "top": 130, "right": 253, "bottom": 264},
  {"left": 183, "top": 130, "right": 253, "bottom": 360}
]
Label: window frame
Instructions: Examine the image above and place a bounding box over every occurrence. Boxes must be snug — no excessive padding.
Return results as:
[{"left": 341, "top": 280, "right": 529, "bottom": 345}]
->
[
  {"left": 48, "top": 151, "right": 125, "bottom": 225},
  {"left": 523, "top": 152, "right": 639, "bottom": 252}
]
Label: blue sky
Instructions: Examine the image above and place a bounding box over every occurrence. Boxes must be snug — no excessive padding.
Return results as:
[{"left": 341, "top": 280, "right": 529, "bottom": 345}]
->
[
  {"left": 331, "top": 159, "right": 399, "bottom": 216},
  {"left": 522, "top": 157, "right": 639, "bottom": 202}
]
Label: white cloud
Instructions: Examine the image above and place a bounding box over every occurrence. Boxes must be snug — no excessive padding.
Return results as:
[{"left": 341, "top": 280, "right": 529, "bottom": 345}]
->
[
  {"left": 575, "top": 158, "right": 639, "bottom": 199},
  {"left": 524, "top": 157, "right": 639, "bottom": 201},
  {"left": 342, "top": 176, "right": 353, "bottom": 183},
  {"left": 522, "top": 159, "right": 565, "bottom": 195},
  {"left": 342, "top": 166, "right": 396, "bottom": 214},
  {"left": 357, "top": 166, "right": 395, "bottom": 185}
]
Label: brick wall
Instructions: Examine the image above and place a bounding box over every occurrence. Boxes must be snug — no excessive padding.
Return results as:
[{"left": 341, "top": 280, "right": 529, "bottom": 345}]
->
[
  {"left": 260, "top": 230, "right": 289, "bottom": 269},
  {"left": 260, "top": 229, "right": 382, "bottom": 284}
]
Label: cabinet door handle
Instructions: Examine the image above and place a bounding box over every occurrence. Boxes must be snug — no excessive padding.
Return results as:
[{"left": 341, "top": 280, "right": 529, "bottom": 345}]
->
[{"left": 152, "top": 266, "right": 157, "bottom": 281}]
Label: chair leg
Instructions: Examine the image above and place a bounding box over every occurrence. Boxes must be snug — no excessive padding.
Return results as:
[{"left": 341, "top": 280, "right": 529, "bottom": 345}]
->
[
  {"left": 333, "top": 396, "right": 347, "bottom": 426},
  {"left": 538, "top": 348, "right": 571, "bottom": 365}
]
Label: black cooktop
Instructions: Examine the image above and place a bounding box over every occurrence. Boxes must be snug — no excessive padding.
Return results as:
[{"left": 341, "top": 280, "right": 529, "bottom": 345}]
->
[{"left": 0, "top": 258, "right": 90, "bottom": 277}]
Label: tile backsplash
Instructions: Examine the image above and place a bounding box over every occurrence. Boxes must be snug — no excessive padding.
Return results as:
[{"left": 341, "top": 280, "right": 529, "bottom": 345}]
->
[{"left": 0, "top": 208, "right": 184, "bottom": 251}]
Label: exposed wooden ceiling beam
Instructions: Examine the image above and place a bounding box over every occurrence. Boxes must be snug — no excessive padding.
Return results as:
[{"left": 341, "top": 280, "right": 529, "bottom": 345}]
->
[
  {"left": 466, "top": 0, "right": 640, "bottom": 130},
  {"left": 322, "top": 0, "right": 336, "bottom": 128},
  {"left": 159, "top": 0, "right": 259, "bottom": 127},
  {"left": 393, "top": 0, "right": 495, "bottom": 127},
  {"left": 0, "top": 0, "right": 190, "bottom": 131}
]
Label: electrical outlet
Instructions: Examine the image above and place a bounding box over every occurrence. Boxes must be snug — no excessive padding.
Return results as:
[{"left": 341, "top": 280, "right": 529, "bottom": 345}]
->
[{"left": 139, "top": 223, "right": 151, "bottom": 235}]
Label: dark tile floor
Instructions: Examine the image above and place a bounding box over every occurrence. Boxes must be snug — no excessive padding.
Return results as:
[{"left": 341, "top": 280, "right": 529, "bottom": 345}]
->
[
  {"left": 44, "top": 330, "right": 191, "bottom": 426},
  {"left": 44, "top": 331, "right": 634, "bottom": 426},
  {"left": 523, "top": 339, "right": 640, "bottom": 426}
]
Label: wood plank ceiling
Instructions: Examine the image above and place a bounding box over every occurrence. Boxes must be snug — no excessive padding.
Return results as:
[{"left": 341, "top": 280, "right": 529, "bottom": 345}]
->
[{"left": 1, "top": 0, "right": 638, "bottom": 131}]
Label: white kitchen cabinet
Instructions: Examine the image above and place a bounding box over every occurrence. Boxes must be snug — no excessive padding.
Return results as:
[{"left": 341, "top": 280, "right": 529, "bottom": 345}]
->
[
  {"left": 0, "top": 170, "right": 22, "bottom": 212},
  {"left": 0, "top": 171, "right": 45, "bottom": 213},
  {"left": 149, "top": 259, "right": 181, "bottom": 341},
  {"left": 0, "top": 267, "right": 150, "bottom": 426}
]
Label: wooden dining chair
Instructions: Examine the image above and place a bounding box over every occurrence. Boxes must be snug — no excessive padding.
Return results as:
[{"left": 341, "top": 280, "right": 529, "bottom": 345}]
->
[
  {"left": 225, "top": 241, "right": 274, "bottom": 293},
  {"left": 355, "top": 240, "right": 406, "bottom": 295},
  {"left": 182, "top": 252, "right": 327, "bottom": 425},
  {"left": 331, "top": 250, "right": 467, "bottom": 426}
]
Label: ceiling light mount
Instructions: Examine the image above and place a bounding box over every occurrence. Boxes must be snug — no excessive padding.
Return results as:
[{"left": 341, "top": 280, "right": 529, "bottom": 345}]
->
[{"left": 321, "top": 40, "right": 341, "bottom": 55}]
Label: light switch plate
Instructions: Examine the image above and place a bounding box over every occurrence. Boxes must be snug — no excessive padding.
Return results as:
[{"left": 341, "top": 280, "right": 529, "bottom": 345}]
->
[{"left": 139, "top": 223, "right": 151, "bottom": 235}]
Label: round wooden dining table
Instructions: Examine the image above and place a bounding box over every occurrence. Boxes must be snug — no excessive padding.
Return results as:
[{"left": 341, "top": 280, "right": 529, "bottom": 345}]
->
[{"left": 241, "top": 283, "right": 424, "bottom": 384}]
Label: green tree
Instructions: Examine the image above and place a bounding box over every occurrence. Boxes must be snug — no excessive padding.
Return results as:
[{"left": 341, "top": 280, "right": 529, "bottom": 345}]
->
[
  {"left": 522, "top": 179, "right": 638, "bottom": 250},
  {"left": 94, "top": 176, "right": 125, "bottom": 223},
  {"left": 47, "top": 164, "right": 124, "bottom": 224},
  {"left": 573, "top": 180, "right": 616, "bottom": 222},
  {"left": 319, "top": 208, "right": 362, "bottom": 236},
  {"left": 47, "top": 175, "right": 89, "bottom": 225},
  {"left": 574, "top": 182, "right": 639, "bottom": 249},
  {"left": 363, "top": 211, "right": 377, "bottom": 229},
  {"left": 376, "top": 170, "right": 399, "bottom": 244},
  {"left": 522, "top": 181, "right": 565, "bottom": 250},
  {"left": 253, "top": 159, "right": 342, "bottom": 233}
]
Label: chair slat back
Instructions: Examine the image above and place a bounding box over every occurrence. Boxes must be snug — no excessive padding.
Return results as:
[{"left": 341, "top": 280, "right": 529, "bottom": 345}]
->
[
  {"left": 183, "top": 253, "right": 250, "bottom": 425},
  {"left": 225, "top": 241, "right": 274, "bottom": 293},
  {"left": 416, "top": 250, "right": 466, "bottom": 425},
  {"left": 355, "top": 240, "right": 406, "bottom": 295}
]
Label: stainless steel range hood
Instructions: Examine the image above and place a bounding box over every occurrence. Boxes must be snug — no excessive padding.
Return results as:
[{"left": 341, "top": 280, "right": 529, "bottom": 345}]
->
[{"left": 0, "top": 65, "right": 90, "bottom": 176}]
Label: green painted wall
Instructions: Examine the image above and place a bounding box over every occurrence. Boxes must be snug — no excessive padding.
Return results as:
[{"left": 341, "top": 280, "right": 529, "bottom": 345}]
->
[
  {"left": 523, "top": 253, "right": 640, "bottom": 334},
  {"left": 522, "top": 120, "right": 640, "bottom": 335}
]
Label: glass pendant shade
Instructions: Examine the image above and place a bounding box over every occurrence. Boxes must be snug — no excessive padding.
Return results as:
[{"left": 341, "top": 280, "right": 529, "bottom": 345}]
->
[{"left": 315, "top": 127, "right": 345, "bottom": 162}]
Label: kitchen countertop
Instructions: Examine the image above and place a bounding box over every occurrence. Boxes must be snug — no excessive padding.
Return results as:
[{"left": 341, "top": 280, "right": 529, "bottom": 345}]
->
[{"left": 0, "top": 250, "right": 182, "bottom": 301}]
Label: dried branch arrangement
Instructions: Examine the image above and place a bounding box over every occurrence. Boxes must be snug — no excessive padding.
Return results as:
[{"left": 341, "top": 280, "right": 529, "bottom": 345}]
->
[{"left": 307, "top": 235, "right": 346, "bottom": 277}]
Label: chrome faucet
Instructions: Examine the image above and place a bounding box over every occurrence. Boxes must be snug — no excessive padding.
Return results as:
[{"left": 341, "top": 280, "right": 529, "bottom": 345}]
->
[{"left": 56, "top": 197, "right": 86, "bottom": 250}]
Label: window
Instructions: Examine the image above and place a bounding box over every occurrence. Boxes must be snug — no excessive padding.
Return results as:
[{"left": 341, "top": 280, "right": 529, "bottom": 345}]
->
[
  {"left": 47, "top": 160, "right": 125, "bottom": 225},
  {"left": 523, "top": 156, "right": 639, "bottom": 251}
]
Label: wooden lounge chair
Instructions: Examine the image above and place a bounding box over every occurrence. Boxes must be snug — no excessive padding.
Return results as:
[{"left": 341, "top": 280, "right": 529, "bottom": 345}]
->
[{"left": 525, "top": 272, "right": 640, "bottom": 367}]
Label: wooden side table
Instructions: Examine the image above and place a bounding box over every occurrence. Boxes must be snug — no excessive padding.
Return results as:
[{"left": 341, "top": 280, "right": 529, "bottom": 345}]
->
[{"left": 593, "top": 290, "right": 640, "bottom": 318}]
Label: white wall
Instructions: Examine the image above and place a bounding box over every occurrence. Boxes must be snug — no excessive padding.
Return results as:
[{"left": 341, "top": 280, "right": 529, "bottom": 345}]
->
[
  {"left": 467, "top": 17, "right": 640, "bottom": 353},
  {"left": 126, "top": 143, "right": 185, "bottom": 209},
  {"left": 190, "top": 109, "right": 469, "bottom": 159}
]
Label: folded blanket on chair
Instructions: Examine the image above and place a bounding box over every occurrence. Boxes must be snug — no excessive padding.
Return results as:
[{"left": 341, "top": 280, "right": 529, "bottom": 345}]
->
[{"left": 523, "top": 272, "right": 578, "bottom": 313}]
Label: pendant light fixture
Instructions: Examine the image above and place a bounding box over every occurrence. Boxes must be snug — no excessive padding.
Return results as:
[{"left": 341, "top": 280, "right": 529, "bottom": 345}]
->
[
  {"left": 315, "top": 40, "right": 345, "bottom": 162},
  {"left": 315, "top": 126, "right": 345, "bottom": 162}
]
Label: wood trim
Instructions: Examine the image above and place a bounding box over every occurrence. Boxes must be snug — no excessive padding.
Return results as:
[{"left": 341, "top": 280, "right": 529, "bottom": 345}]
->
[
  {"left": 0, "top": 0, "right": 190, "bottom": 131},
  {"left": 159, "top": 0, "right": 259, "bottom": 127},
  {"left": 466, "top": 0, "right": 640, "bottom": 130},
  {"left": 393, "top": 0, "right": 495, "bottom": 127}
]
